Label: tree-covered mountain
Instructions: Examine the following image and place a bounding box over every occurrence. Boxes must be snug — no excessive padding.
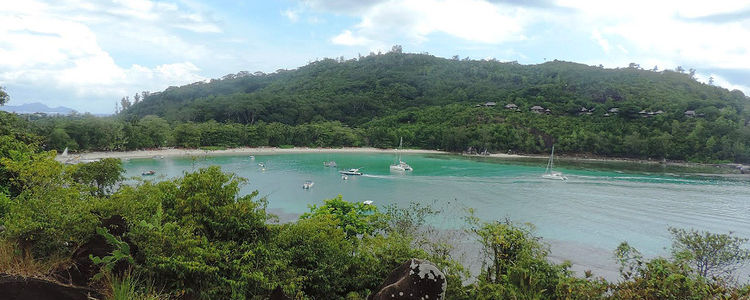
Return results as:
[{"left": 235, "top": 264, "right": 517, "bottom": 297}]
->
[
  {"left": 123, "top": 52, "right": 749, "bottom": 127},
  {"left": 20, "top": 51, "right": 750, "bottom": 163}
]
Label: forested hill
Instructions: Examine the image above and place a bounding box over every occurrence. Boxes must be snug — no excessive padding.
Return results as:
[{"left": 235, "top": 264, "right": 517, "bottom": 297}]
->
[
  {"left": 27, "top": 51, "right": 750, "bottom": 163},
  {"left": 124, "top": 52, "right": 749, "bottom": 126}
]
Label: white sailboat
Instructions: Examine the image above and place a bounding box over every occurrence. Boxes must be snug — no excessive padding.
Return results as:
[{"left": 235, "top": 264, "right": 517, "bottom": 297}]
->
[
  {"left": 542, "top": 145, "right": 567, "bottom": 181},
  {"left": 390, "top": 137, "right": 413, "bottom": 172}
]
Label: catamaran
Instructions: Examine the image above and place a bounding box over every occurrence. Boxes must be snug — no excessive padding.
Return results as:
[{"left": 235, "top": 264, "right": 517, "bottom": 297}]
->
[
  {"left": 542, "top": 145, "right": 567, "bottom": 181},
  {"left": 390, "top": 137, "right": 413, "bottom": 172}
]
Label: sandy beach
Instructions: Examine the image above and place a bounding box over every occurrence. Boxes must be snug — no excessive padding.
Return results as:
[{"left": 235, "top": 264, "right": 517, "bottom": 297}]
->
[{"left": 56, "top": 147, "right": 450, "bottom": 161}]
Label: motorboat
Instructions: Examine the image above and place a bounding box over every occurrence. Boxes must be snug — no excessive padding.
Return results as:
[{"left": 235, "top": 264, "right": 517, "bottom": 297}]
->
[
  {"left": 141, "top": 170, "right": 156, "bottom": 176},
  {"left": 339, "top": 168, "right": 363, "bottom": 176},
  {"left": 302, "top": 180, "right": 314, "bottom": 189},
  {"left": 324, "top": 161, "right": 337, "bottom": 167},
  {"left": 363, "top": 200, "right": 373, "bottom": 205}
]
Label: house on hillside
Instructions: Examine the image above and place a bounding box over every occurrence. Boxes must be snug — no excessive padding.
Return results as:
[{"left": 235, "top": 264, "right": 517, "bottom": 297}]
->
[
  {"left": 531, "top": 106, "right": 545, "bottom": 113},
  {"left": 476, "top": 102, "right": 497, "bottom": 107},
  {"left": 608, "top": 108, "right": 619, "bottom": 114},
  {"left": 504, "top": 103, "right": 518, "bottom": 111},
  {"left": 684, "top": 110, "right": 696, "bottom": 118},
  {"left": 579, "top": 107, "right": 593, "bottom": 116}
]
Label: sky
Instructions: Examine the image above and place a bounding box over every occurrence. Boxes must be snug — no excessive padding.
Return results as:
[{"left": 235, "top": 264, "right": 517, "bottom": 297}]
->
[{"left": 1, "top": 0, "right": 749, "bottom": 114}]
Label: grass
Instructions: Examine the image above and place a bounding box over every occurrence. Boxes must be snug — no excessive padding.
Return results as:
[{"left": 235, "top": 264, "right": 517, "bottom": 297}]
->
[
  {"left": 278, "top": 144, "right": 294, "bottom": 149},
  {"left": 0, "top": 239, "right": 69, "bottom": 279},
  {"left": 107, "top": 270, "right": 167, "bottom": 300}
]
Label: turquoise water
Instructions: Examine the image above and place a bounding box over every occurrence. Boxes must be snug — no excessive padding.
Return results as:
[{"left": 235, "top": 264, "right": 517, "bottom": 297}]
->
[{"left": 123, "top": 153, "right": 750, "bottom": 278}]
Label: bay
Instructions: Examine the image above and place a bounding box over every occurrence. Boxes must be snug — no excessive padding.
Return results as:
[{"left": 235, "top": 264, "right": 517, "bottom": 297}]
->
[{"left": 123, "top": 152, "right": 750, "bottom": 279}]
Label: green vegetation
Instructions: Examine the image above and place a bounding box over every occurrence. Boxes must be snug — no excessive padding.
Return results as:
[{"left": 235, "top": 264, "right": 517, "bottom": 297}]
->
[
  {"left": 13, "top": 51, "right": 750, "bottom": 163},
  {"left": 1, "top": 113, "right": 749, "bottom": 299}
]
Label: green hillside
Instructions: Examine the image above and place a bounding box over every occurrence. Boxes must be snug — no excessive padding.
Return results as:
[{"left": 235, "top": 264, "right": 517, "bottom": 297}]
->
[
  {"left": 125, "top": 52, "right": 748, "bottom": 126},
  {"left": 24, "top": 51, "right": 750, "bottom": 162}
]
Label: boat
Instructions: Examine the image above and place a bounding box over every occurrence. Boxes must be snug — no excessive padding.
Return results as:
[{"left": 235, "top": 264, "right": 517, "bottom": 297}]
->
[
  {"left": 61, "top": 147, "right": 68, "bottom": 157},
  {"left": 341, "top": 174, "right": 348, "bottom": 180},
  {"left": 339, "top": 168, "right": 363, "bottom": 176},
  {"left": 390, "top": 137, "right": 413, "bottom": 172},
  {"left": 362, "top": 200, "right": 373, "bottom": 205},
  {"left": 258, "top": 162, "right": 265, "bottom": 168},
  {"left": 249, "top": 155, "right": 255, "bottom": 160},
  {"left": 302, "top": 180, "right": 314, "bottom": 189},
  {"left": 542, "top": 145, "right": 567, "bottom": 181},
  {"left": 141, "top": 170, "right": 156, "bottom": 176},
  {"left": 324, "top": 161, "right": 337, "bottom": 168}
]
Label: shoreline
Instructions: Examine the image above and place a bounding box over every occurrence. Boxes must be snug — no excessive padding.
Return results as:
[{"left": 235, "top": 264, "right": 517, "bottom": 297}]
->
[
  {"left": 56, "top": 147, "right": 748, "bottom": 175},
  {"left": 55, "top": 147, "right": 448, "bottom": 161}
]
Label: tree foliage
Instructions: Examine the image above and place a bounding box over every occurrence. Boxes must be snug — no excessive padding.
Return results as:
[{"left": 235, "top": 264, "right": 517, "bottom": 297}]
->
[{"left": 669, "top": 227, "right": 750, "bottom": 280}]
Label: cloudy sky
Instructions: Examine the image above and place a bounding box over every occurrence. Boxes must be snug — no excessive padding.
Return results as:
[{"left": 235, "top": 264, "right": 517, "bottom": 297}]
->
[{"left": 1, "top": 0, "right": 749, "bottom": 114}]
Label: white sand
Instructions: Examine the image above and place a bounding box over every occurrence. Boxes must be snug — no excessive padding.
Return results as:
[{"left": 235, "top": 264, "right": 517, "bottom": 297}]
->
[{"left": 55, "top": 147, "right": 448, "bottom": 161}]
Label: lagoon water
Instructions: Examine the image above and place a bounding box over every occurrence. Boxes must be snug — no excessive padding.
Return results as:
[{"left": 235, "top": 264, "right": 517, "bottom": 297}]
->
[{"left": 123, "top": 153, "right": 750, "bottom": 279}]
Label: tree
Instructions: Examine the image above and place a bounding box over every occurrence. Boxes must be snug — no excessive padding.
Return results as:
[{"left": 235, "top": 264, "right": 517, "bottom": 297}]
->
[
  {"left": 138, "top": 115, "right": 171, "bottom": 148},
  {"left": 0, "top": 86, "right": 8, "bottom": 106},
  {"left": 120, "top": 96, "right": 131, "bottom": 111},
  {"left": 709, "top": 76, "right": 715, "bottom": 85},
  {"left": 669, "top": 227, "right": 750, "bottom": 279},
  {"left": 300, "top": 195, "right": 382, "bottom": 239},
  {"left": 689, "top": 68, "right": 696, "bottom": 79},
  {"left": 71, "top": 158, "right": 125, "bottom": 196},
  {"left": 133, "top": 93, "right": 141, "bottom": 104},
  {"left": 676, "top": 66, "right": 685, "bottom": 73}
]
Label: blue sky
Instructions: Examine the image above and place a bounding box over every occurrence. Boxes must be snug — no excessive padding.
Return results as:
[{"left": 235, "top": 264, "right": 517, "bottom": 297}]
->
[{"left": 2, "top": 0, "right": 749, "bottom": 114}]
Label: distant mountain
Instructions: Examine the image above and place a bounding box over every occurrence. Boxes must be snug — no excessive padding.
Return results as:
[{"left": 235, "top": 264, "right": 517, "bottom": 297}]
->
[{"left": 1, "top": 102, "right": 76, "bottom": 114}]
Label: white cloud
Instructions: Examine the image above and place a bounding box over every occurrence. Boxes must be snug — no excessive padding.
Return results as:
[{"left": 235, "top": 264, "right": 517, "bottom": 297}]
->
[
  {"left": 282, "top": 9, "right": 300, "bottom": 22},
  {"left": 0, "top": 0, "right": 216, "bottom": 112},
  {"left": 332, "top": 30, "right": 372, "bottom": 46},
  {"left": 591, "top": 29, "right": 610, "bottom": 53},
  {"left": 330, "top": 0, "right": 529, "bottom": 48},
  {"left": 559, "top": 1, "right": 750, "bottom": 69}
]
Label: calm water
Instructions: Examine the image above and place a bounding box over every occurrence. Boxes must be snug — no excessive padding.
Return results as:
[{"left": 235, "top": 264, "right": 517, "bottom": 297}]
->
[{"left": 123, "top": 153, "right": 750, "bottom": 279}]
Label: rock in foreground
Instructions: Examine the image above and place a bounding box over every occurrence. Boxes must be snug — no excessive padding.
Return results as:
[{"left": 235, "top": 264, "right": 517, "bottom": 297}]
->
[{"left": 369, "top": 259, "right": 446, "bottom": 300}]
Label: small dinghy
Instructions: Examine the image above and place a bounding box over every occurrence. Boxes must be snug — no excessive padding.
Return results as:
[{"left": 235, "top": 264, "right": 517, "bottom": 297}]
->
[{"left": 302, "top": 180, "right": 314, "bottom": 189}]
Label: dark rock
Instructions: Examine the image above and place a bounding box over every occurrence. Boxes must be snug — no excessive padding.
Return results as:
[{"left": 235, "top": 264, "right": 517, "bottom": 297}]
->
[
  {"left": 368, "top": 259, "right": 446, "bottom": 300},
  {"left": 58, "top": 215, "right": 135, "bottom": 286},
  {"left": 269, "top": 285, "right": 292, "bottom": 300},
  {"left": 0, "top": 274, "right": 102, "bottom": 300}
]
